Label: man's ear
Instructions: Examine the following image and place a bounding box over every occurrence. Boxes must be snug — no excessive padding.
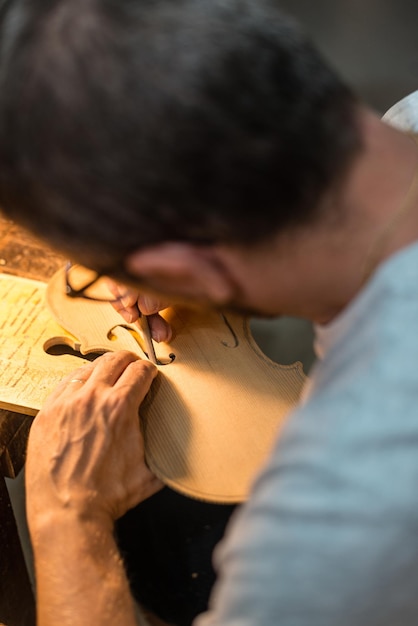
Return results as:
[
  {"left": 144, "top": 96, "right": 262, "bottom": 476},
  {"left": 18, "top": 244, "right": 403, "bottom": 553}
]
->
[{"left": 125, "top": 242, "right": 238, "bottom": 305}]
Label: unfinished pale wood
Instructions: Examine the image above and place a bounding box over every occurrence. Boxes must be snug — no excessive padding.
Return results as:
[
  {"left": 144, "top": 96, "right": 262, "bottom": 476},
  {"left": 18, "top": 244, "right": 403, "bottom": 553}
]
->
[
  {"left": 0, "top": 269, "right": 306, "bottom": 503},
  {"left": 47, "top": 267, "right": 306, "bottom": 502}
]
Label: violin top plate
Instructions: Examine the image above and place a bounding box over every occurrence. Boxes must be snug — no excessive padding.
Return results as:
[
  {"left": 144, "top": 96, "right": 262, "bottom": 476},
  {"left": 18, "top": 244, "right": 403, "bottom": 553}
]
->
[{"left": 0, "top": 268, "right": 306, "bottom": 503}]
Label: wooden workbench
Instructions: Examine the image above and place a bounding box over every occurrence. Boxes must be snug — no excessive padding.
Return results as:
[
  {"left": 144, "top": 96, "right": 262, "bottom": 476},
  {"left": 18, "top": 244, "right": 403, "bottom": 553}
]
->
[{"left": 0, "top": 213, "right": 65, "bottom": 626}]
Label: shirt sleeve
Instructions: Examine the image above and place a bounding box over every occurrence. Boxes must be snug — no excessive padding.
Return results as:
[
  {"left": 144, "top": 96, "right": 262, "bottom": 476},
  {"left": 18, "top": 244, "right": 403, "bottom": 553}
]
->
[{"left": 195, "top": 387, "right": 418, "bottom": 626}]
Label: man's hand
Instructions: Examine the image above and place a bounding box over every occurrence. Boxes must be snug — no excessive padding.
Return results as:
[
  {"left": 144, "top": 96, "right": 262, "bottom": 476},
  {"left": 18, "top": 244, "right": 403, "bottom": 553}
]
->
[
  {"left": 26, "top": 350, "right": 163, "bottom": 535},
  {"left": 107, "top": 280, "right": 172, "bottom": 343}
]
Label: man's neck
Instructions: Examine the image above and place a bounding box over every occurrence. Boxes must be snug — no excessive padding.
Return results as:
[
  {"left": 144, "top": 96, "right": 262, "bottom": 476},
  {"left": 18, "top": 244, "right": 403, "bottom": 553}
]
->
[{"left": 344, "top": 109, "right": 418, "bottom": 284}]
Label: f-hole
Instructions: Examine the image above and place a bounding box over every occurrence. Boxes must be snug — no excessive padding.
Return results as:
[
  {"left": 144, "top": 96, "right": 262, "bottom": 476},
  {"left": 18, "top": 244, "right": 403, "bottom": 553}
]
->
[
  {"left": 43, "top": 337, "right": 105, "bottom": 361},
  {"left": 111, "top": 325, "right": 176, "bottom": 365}
]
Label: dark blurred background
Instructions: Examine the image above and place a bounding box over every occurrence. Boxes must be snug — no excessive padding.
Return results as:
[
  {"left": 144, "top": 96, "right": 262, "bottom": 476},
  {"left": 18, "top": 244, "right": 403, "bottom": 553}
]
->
[{"left": 278, "top": 0, "right": 417, "bottom": 113}]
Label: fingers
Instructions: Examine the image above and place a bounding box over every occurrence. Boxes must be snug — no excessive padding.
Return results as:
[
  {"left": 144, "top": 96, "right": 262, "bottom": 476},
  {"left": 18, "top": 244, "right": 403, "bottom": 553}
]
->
[
  {"left": 44, "top": 352, "right": 157, "bottom": 406},
  {"left": 113, "top": 356, "right": 158, "bottom": 406},
  {"left": 86, "top": 351, "right": 143, "bottom": 386},
  {"left": 107, "top": 280, "right": 169, "bottom": 318},
  {"left": 146, "top": 313, "right": 172, "bottom": 343},
  {"left": 106, "top": 279, "right": 172, "bottom": 342},
  {"left": 28, "top": 350, "right": 161, "bottom": 524},
  {"left": 43, "top": 361, "right": 97, "bottom": 404},
  {"left": 136, "top": 293, "right": 170, "bottom": 316},
  {"left": 107, "top": 282, "right": 141, "bottom": 323}
]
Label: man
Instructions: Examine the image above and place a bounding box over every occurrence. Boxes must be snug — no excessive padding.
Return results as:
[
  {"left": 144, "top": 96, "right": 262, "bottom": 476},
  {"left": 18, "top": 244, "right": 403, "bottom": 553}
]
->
[{"left": 0, "top": 0, "right": 418, "bottom": 624}]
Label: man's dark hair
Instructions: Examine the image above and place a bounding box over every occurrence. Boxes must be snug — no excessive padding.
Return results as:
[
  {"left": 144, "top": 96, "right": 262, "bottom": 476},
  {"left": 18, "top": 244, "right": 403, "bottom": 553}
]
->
[{"left": 0, "top": 0, "right": 361, "bottom": 272}]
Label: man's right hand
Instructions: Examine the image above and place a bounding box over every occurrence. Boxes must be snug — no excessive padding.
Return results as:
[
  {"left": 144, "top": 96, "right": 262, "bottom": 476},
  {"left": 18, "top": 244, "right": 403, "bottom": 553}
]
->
[{"left": 107, "top": 281, "right": 172, "bottom": 343}]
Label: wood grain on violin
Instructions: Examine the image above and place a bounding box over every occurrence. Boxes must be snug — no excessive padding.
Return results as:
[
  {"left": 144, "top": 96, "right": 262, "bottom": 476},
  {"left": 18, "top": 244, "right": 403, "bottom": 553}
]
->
[{"left": 0, "top": 267, "right": 306, "bottom": 503}]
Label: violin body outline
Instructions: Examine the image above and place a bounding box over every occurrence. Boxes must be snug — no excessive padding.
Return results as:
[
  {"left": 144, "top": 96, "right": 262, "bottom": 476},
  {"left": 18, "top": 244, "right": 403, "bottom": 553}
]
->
[{"left": 46, "top": 267, "right": 306, "bottom": 503}]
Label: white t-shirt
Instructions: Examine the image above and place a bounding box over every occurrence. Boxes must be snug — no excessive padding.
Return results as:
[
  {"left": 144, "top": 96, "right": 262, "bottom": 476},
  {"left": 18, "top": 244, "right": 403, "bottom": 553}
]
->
[
  {"left": 197, "top": 91, "right": 418, "bottom": 626},
  {"left": 383, "top": 90, "right": 418, "bottom": 132}
]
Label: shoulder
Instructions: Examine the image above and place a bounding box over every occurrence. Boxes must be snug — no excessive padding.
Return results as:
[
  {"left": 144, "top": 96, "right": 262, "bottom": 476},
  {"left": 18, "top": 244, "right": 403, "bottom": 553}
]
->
[{"left": 382, "top": 90, "right": 418, "bottom": 132}]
